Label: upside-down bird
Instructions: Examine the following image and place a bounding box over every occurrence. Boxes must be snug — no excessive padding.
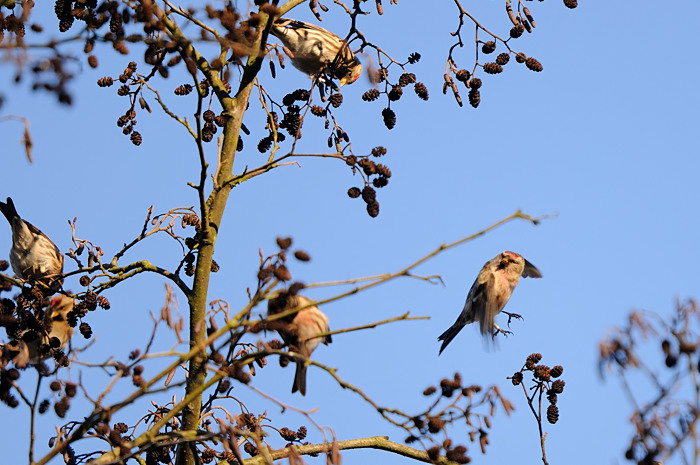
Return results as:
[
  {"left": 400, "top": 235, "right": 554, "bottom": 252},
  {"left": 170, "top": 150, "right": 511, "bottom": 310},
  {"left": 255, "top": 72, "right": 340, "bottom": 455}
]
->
[
  {"left": 0, "top": 294, "right": 74, "bottom": 368},
  {"left": 270, "top": 18, "right": 363, "bottom": 86}
]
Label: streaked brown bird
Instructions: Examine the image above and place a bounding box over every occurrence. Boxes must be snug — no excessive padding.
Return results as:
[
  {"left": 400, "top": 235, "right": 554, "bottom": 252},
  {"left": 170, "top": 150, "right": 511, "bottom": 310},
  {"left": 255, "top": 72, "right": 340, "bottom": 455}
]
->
[
  {"left": 0, "top": 197, "right": 63, "bottom": 289},
  {"left": 0, "top": 294, "right": 74, "bottom": 368},
  {"left": 438, "top": 251, "right": 542, "bottom": 354},
  {"left": 268, "top": 293, "right": 331, "bottom": 395},
  {"left": 270, "top": 18, "right": 363, "bottom": 86}
]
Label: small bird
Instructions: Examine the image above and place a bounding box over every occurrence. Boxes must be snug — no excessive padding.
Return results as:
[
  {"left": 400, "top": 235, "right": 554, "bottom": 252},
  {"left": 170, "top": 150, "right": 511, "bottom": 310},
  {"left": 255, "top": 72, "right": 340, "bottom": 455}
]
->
[
  {"left": 0, "top": 197, "right": 64, "bottom": 289},
  {"left": 270, "top": 18, "right": 363, "bottom": 86},
  {"left": 0, "top": 294, "right": 74, "bottom": 368},
  {"left": 267, "top": 292, "right": 332, "bottom": 395},
  {"left": 438, "top": 251, "right": 542, "bottom": 354}
]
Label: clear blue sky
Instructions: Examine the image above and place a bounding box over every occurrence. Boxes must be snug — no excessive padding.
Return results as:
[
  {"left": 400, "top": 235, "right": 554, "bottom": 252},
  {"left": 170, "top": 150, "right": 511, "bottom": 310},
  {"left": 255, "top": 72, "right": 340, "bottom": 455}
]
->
[{"left": 0, "top": 1, "right": 698, "bottom": 464}]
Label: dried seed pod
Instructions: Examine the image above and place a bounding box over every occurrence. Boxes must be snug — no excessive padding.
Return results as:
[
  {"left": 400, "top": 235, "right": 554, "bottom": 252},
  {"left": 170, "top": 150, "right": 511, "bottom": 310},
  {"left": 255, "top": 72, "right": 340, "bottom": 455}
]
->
[
  {"left": 510, "top": 25, "right": 524, "bottom": 39},
  {"left": 310, "top": 105, "right": 326, "bottom": 117},
  {"left": 276, "top": 237, "right": 292, "bottom": 249},
  {"left": 550, "top": 379, "right": 565, "bottom": 394},
  {"left": 388, "top": 85, "right": 403, "bottom": 101},
  {"left": 398, "top": 72, "right": 416, "bottom": 87},
  {"left": 481, "top": 41, "right": 496, "bottom": 54},
  {"left": 381, "top": 108, "right": 396, "bottom": 130},
  {"left": 496, "top": 53, "right": 510, "bottom": 66},
  {"left": 525, "top": 57, "right": 543, "bottom": 72},
  {"left": 506, "top": 2, "right": 518, "bottom": 26},
  {"left": 414, "top": 82, "right": 429, "bottom": 100},
  {"left": 366, "top": 200, "right": 379, "bottom": 218},
  {"left": 328, "top": 93, "right": 343, "bottom": 108},
  {"left": 257, "top": 136, "right": 272, "bottom": 153},
  {"left": 483, "top": 63, "right": 503, "bottom": 74},
  {"left": 455, "top": 69, "right": 470, "bottom": 83},
  {"left": 443, "top": 74, "right": 462, "bottom": 106},
  {"left": 511, "top": 372, "right": 523, "bottom": 385},
  {"left": 362, "top": 89, "right": 380, "bottom": 101},
  {"left": 468, "top": 88, "right": 480, "bottom": 108},
  {"left": 174, "top": 84, "right": 193, "bottom": 95},
  {"left": 371, "top": 146, "right": 387, "bottom": 157},
  {"left": 523, "top": 6, "right": 536, "bottom": 27},
  {"left": 407, "top": 52, "right": 421, "bottom": 64},
  {"left": 130, "top": 131, "right": 142, "bottom": 146}
]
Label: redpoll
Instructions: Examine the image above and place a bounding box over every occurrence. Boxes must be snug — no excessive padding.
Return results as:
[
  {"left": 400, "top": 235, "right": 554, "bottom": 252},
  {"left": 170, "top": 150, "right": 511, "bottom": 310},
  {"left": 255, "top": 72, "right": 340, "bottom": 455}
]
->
[
  {"left": 0, "top": 197, "right": 64, "bottom": 289},
  {"left": 0, "top": 295, "right": 74, "bottom": 368},
  {"left": 270, "top": 18, "right": 363, "bottom": 86},
  {"left": 438, "top": 251, "right": 542, "bottom": 354},
  {"left": 268, "top": 292, "right": 332, "bottom": 395}
]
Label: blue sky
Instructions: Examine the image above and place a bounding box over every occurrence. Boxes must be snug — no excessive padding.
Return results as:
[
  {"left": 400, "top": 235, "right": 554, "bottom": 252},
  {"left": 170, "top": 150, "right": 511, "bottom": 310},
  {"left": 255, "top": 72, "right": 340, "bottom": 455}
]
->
[{"left": 1, "top": 1, "right": 699, "bottom": 464}]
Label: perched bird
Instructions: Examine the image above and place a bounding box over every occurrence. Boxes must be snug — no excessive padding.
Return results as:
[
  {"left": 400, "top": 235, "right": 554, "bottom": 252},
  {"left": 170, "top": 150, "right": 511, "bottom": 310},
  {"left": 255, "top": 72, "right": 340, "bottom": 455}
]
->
[
  {"left": 270, "top": 18, "right": 363, "bottom": 86},
  {"left": 0, "top": 197, "right": 64, "bottom": 289},
  {"left": 438, "top": 251, "right": 542, "bottom": 354},
  {"left": 268, "top": 292, "right": 332, "bottom": 395},
  {"left": 0, "top": 294, "right": 74, "bottom": 368}
]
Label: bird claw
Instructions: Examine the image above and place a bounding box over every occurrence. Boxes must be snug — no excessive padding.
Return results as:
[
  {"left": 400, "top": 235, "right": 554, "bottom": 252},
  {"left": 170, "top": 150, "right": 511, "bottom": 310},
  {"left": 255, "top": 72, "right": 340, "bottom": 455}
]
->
[
  {"left": 492, "top": 324, "right": 513, "bottom": 338},
  {"left": 502, "top": 311, "right": 523, "bottom": 327}
]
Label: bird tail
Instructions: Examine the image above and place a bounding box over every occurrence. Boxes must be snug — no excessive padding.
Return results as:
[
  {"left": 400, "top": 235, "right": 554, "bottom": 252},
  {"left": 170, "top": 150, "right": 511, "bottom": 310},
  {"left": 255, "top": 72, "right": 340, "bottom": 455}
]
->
[
  {"left": 437, "top": 323, "right": 464, "bottom": 355},
  {"left": 0, "top": 197, "right": 19, "bottom": 225},
  {"left": 292, "top": 360, "right": 307, "bottom": 396}
]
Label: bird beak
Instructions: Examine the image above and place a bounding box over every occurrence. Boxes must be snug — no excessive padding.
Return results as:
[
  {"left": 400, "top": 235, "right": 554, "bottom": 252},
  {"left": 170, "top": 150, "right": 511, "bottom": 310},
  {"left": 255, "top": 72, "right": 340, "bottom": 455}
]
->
[{"left": 339, "top": 77, "right": 348, "bottom": 87}]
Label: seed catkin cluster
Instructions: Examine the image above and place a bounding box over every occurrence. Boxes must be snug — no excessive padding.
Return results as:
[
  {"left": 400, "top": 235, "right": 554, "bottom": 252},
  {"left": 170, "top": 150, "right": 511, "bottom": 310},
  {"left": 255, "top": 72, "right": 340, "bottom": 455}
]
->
[
  {"left": 511, "top": 353, "right": 566, "bottom": 425},
  {"left": 361, "top": 55, "right": 428, "bottom": 130},
  {"left": 410, "top": 372, "right": 502, "bottom": 464},
  {"left": 345, "top": 146, "right": 391, "bottom": 217}
]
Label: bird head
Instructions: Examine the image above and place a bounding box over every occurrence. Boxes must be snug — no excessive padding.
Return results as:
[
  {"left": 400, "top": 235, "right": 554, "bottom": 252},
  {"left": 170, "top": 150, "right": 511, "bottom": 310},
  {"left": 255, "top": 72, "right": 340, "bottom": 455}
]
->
[
  {"left": 48, "top": 295, "right": 74, "bottom": 317},
  {"left": 339, "top": 60, "right": 363, "bottom": 86},
  {"left": 502, "top": 251, "right": 542, "bottom": 279}
]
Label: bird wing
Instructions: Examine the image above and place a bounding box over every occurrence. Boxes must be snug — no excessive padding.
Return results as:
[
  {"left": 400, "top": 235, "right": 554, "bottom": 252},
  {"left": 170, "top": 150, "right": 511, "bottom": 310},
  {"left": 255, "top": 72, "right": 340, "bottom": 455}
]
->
[
  {"left": 272, "top": 19, "right": 331, "bottom": 42},
  {"left": 26, "top": 220, "right": 64, "bottom": 270},
  {"left": 277, "top": 328, "right": 298, "bottom": 352},
  {"left": 437, "top": 265, "right": 490, "bottom": 353},
  {"left": 476, "top": 271, "right": 500, "bottom": 335},
  {"left": 280, "top": 19, "right": 334, "bottom": 36},
  {"left": 24, "top": 220, "right": 46, "bottom": 240},
  {"left": 521, "top": 259, "right": 542, "bottom": 278}
]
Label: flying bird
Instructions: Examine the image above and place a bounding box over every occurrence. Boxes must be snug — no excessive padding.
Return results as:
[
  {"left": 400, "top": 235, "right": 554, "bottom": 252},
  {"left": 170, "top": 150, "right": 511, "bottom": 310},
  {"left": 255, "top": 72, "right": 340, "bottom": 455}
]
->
[{"left": 438, "top": 251, "right": 542, "bottom": 354}]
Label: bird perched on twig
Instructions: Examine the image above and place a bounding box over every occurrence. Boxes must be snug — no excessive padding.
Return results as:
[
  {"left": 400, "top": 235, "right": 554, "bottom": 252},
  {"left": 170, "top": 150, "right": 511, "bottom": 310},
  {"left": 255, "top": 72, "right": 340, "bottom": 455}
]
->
[
  {"left": 0, "top": 197, "right": 64, "bottom": 290},
  {"left": 268, "top": 292, "right": 332, "bottom": 395},
  {"left": 438, "top": 251, "right": 542, "bottom": 354},
  {"left": 270, "top": 18, "right": 363, "bottom": 86},
  {"left": 0, "top": 294, "right": 74, "bottom": 369}
]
